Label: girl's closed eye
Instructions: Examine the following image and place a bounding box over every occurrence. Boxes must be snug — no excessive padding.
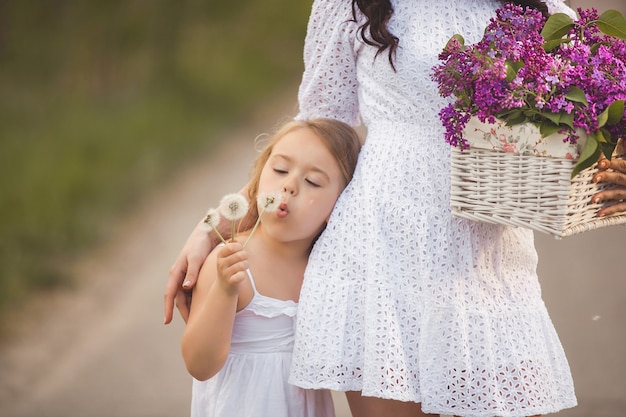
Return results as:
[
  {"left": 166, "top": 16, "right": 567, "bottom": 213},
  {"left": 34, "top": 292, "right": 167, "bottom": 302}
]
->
[{"left": 306, "top": 178, "right": 321, "bottom": 187}]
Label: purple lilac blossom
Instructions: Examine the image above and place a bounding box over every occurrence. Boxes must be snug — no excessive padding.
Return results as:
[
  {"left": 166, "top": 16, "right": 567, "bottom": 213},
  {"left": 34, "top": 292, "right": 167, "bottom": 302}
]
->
[{"left": 432, "top": 4, "right": 626, "bottom": 149}]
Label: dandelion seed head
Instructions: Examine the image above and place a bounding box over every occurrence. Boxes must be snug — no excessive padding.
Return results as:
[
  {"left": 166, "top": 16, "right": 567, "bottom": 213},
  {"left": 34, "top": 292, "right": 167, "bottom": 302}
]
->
[
  {"left": 257, "top": 190, "right": 283, "bottom": 213},
  {"left": 204, "top": 208, "right": 221, "bottom": 227},
  {"left": 219, "top": 193, "right": 249, "bottom": 221}
]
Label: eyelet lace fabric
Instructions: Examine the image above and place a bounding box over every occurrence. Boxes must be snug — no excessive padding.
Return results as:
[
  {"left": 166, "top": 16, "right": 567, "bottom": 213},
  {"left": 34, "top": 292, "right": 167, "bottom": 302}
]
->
[{"left": 289, "top": 1, "right": 577, "bottom": 416}]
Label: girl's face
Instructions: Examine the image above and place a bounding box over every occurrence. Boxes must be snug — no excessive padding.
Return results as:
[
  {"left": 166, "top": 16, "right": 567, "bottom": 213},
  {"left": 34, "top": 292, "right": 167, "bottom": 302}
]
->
[{"left": 257, "top": 128, "right": 345, "bottom": 245}]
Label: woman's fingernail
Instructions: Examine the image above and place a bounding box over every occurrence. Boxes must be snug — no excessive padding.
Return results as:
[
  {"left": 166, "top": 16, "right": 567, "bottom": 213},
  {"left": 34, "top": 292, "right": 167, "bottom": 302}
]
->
[{"left": 183, "top": 280, "right": 192, "bottom": 288}]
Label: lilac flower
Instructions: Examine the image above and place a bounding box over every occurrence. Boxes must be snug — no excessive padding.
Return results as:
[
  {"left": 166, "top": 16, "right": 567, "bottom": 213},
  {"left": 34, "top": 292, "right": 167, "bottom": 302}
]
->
[{"left": 432, "top": 4, "right": 626, "bottom": 176}]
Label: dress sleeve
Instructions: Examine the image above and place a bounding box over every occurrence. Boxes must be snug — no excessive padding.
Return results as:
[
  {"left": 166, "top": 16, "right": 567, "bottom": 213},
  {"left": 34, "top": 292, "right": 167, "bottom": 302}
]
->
[
  {"left": 296, "top": 0, "right": 361, "bottom": 126},
  {"left": 546, "top": 0, "right": 577, "bottom": 19}
]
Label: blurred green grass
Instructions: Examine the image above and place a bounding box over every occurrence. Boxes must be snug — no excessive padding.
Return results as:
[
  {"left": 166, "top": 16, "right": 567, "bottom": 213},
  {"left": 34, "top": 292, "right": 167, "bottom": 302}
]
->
[{"left": 0, "top": 0, "right": 311, "bottom": 314}]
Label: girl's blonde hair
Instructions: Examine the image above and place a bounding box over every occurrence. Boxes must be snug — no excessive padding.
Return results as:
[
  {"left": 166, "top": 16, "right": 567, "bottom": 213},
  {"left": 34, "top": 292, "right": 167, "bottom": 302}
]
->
[{"left": 246, "top": 118, "right": 362, "bottom": 219}]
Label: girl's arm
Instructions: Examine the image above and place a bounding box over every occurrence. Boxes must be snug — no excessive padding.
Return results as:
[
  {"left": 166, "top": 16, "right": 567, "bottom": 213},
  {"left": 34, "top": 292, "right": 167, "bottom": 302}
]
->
[{"left": 180, "top": 241, "right": 248, "bottom": 381}]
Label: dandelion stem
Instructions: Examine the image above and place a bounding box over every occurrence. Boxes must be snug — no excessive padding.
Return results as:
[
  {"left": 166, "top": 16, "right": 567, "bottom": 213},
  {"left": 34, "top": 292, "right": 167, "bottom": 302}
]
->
[
  {"left": 211, "top": 226, "right": 228, "bottom": 245},
  {"left": 243, "top": 207, "right": 266, "bottom": 249}
]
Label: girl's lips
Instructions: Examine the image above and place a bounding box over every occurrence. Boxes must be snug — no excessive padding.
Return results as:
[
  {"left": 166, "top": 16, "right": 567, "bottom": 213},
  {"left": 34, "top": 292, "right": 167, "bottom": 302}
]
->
[{"left": 276, "top": 202, "right": 289, "bottom": 218}]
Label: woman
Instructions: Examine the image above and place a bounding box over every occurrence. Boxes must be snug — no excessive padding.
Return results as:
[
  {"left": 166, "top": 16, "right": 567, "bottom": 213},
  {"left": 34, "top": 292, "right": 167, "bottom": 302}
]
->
[
  {"left": 285, "top": 1, "right": 578, "bottom": 416},
  {"left": 166, "top": 1, "right": 609, "bottom": 416}
]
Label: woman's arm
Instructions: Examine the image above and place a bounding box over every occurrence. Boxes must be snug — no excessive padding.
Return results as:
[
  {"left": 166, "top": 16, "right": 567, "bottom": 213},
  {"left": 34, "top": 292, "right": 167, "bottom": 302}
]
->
[
  {"left": 592, "top": 157, "right": 626, "bottom": 217},
  {"left": 181, "top": 242, "right": 249, "bottom": 381},
  {"left": 296, "top": 0, "right": 360, "bottom": 124},
  {"left": 164, "top": 219, "right": 215, "bottom": 324},
  {"left": 545, "top": 0, "right": 577, "bottom": 19}
]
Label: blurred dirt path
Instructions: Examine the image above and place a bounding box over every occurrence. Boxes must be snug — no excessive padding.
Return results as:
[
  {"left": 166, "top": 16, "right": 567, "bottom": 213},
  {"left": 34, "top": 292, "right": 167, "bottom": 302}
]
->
[{"left": 0, "top": 86, "right": 624, "bottom": 417}]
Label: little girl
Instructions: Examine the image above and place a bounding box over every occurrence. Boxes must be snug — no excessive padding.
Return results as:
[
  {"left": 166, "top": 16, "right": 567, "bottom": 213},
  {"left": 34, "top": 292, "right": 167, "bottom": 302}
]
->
[{"left": 180, "top": 118, "right": 361, "bottom": 417}]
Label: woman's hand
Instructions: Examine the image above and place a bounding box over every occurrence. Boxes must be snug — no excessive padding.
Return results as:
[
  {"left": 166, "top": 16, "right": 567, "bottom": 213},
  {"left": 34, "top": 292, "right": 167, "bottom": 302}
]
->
[
  {"left": 592, "top": 157, "right": 626, "bottom": 217},
  {"left": 164, "top": 220, "right": 215, "bottom": 324}
]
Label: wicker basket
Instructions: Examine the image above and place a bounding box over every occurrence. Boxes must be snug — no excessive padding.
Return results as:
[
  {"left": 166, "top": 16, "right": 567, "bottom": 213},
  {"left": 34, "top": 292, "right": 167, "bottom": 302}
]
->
[{"left": 450, "top": 120, "right": 626, "bottom": 238}]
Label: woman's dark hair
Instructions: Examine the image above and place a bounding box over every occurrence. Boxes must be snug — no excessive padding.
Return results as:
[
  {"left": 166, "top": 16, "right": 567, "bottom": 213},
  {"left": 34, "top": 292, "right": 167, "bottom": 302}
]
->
[
  {"left": 351, "top": 0, "right": 398, "bottom": 70},
  {"left": 351, "top": 0, "right": 550, "bottom": 68}
]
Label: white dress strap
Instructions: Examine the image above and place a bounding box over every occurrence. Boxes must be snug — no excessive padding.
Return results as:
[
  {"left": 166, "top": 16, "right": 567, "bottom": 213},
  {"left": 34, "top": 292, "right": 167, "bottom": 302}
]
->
[{"left": 245, "top": 269, "right": 260, "bottom": 295}]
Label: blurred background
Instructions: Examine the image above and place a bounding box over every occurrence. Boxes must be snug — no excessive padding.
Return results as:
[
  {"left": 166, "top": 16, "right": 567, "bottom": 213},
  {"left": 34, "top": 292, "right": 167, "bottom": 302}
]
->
[
  {"left": 0, "top": 0, "right": 310, "bottom": 322},
  {"left": 0, "top": 1, "right": 625, "bottom": 417}
]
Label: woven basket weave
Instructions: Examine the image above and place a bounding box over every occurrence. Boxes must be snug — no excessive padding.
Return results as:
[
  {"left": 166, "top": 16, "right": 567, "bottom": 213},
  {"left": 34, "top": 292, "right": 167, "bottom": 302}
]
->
[{"left": 450, "top": 145, "right": 626, "bottom": 239}]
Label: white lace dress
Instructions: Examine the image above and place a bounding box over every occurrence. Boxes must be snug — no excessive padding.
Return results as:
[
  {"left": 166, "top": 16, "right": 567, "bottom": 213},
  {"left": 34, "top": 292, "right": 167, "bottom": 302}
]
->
[
  {"left": 191, "top": 269, "right": 334, "bottom": 417},
  {"left": 289, "top": 1, "right": 578, "bottom": 416}
]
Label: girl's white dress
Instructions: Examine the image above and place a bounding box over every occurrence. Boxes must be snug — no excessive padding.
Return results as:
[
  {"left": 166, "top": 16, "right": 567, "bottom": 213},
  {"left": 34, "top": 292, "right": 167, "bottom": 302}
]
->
[
  {"left": 290, "top": 1, "right": 578, "bottom": 416},
  {"left": 191, "top": 269, "right": 334, "bottom": 417}
]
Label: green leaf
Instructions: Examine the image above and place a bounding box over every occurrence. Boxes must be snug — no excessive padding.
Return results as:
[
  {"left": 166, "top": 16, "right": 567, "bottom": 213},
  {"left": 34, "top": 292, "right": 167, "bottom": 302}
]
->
[
  {"left": 505, "top": 62, "right": 517, "bottom": 82},
  {"left": 509, "top": 60, "right": 524, "bottom": 72},
  {"left": 590, "top": 42, "right": 606, "bottom": 54},
  {"left": 597, "top": 106, "right": 609, "bottom": 128},
  {"left": 565, "top": 86, "right": 588, "bottom": 106},
  {"left": 564, "top": 114, "right": 575, "bottom": 129},
  {"left": 542, "top": 38, "right": 568, "bottom": 52},
  {"left": 606, "top": 100, "right": 625, "bottom": 125},
  {"left": 538, "top": 111, "right": 573, "bottom": 130},
  {"left": 499, "top": 109, "right": 522, "bottom": 118},
  {"left": 539, "top": 122, "right": 561, "bottom": 137},
  {"left": 542, "top": 112, "right": 563, "bottom": 125},
  {"left": 597, "top": 10, "right": 626, "bottom": 40},
  {"left": 497, "top": 109, "right": 527, "bottom": 125},
  {"left": 580, "top": 135, "right": 599, "bottom": 160},
  {"left": 560, "top": 112, "right": 574, "bottom": 129},
  {"left": 505, "top": 114, "right": 527, "bottom": 126},
  {"left": 571, "top": 135, "right": 601, "bottom": 178},
  {"left": 541, "top": 13, "right": 574, "bottom": 41},
  {"left": 446, "top": 34, "right": 466, "bottom": 48},
  {"left": 601, "top": 140, "right": 617, "bottom": 161}
]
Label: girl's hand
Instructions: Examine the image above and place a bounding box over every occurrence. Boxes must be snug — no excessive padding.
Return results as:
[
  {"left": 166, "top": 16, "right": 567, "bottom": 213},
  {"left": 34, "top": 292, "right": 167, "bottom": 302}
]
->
[
  {"left": 592, "top": 157, "right": 626, "bottom": 217},
  {"left": 215, "top": 242, "right": 249, "bottom": 295},
  {"left": 164, "top": 187, "right": 252, "bottom": 324}
]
